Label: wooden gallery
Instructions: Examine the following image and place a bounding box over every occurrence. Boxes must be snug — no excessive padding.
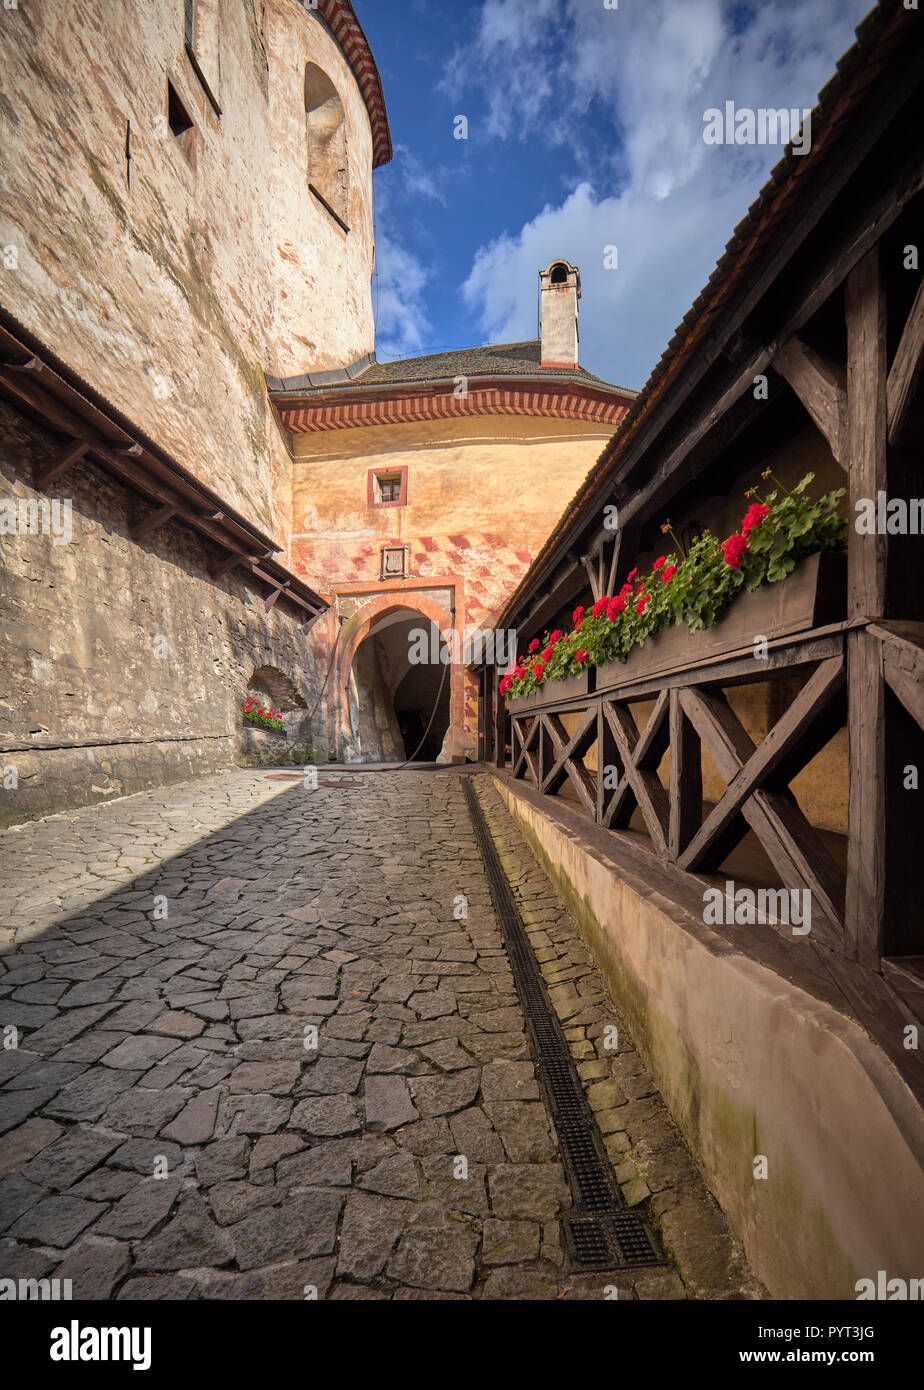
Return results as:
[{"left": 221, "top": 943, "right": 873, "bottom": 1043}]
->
[{"left": 476, "top": 3, "right": 924, "bottom": 1300}]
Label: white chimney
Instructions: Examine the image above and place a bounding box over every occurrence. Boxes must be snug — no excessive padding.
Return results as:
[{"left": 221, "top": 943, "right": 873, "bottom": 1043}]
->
[{"left": 539, "top": 258, "right": 581, "bottom": 368}]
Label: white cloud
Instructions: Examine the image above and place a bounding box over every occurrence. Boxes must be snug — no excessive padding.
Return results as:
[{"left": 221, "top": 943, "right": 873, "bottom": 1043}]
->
[
  {"left": 454, "top": 0, "right": 871, "bottom": 386},
  {"left": 392, "top": 143, "right": 450, "bottom": 206},
  {"left": 373, "top": 228, "right": 434, "bottom": 361}
]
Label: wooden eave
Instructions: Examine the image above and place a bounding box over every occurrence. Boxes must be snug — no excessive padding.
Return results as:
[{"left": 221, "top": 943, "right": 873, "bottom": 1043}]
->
[
  {"left": 497, "top": 0, "right": 924, "bottom": 639},
  {"left": 0, "top": 310, "right": 326, "bottom": 622}
]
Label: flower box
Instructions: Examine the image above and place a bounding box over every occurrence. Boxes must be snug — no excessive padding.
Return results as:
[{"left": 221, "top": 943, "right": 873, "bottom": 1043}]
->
[
  {"left": 506, "top": 552, "right": 845, "bottom": 712},
  {"left": 508, "top": 669, "right": 592, "bottom": 714},
  {"left": 594, "top": 550, "right": 846, "bottom": 694}
]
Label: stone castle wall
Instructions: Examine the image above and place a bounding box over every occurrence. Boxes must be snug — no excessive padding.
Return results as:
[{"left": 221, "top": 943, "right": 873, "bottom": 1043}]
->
[
  {"left": 0, "top": 0, "right": 376, "bottom": 542},
  {"left": 0, "top": 405, "right": 329, "bottom": 827}
]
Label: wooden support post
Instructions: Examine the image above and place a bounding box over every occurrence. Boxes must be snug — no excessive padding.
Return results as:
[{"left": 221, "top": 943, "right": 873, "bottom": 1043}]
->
[
  {"left": 35, "top": 439, "right": 88, "bottom": 489},
  {"left": 596, "top": 698, "right": 617, "bottom": 825},
  {"left": 494, "top": 682, "right": 506, "bottom": 769},
  {"left": 887, "top": 275, "right": 924, "bottom": 447},
  {"left": 846, "top": 629, "right": 887, "bottom": 964},
  {"left": 669, "top": 687, "right": 701, "bottom": 859},
  {"left": 580, "top": 554, "right": 601, "bottom": 601},
  {"left": 846, "top": 249, "right": 888, "bottom": 621},
  {"left": 210, "top": 551, "right": 246, "bottom": 581},
  {"left": 845, "top": 248, "right": 889, "bottom": 964},
  {"left": 132, "top": 503, "right": 177, "bottom": 542},
  {"left": 264, "top": 582, "right": 289, "bottom": 614},
  {"left": 774, "top": 335, "right": 846, "bottom": 465}
]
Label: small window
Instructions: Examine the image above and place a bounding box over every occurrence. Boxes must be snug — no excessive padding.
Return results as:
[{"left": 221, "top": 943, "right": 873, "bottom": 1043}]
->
[
  {"left": 167, "top": 81, "right": 196, "bottom": 165},
  {"left": 185, "top": 0, "right": 221, "bottom": 115},
  {"left": 305, "top": 63, "right": 349, "bottom": 230},
  {"left": 368, "top": 467, "right": 407, "bottom": 508},
  {"left": 550, "top": 262, "right": 569, "bottom": 284},
  {"left": 168, "top": 81, "right": 194, "bottom": 139},
  {"left": 382, "top": 546, "right": 407, "bottom": 579}
]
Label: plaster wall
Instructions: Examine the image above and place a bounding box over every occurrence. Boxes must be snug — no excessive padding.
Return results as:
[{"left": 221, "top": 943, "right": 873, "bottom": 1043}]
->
[{"left": 290, "top": 414, "right": 615, "bottom": 756}]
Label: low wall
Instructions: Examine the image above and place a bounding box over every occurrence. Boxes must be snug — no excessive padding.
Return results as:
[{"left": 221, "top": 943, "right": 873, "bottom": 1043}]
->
[
  {"left": 238, "top": 720, "right": 315, "bottom": 768},
  {"left": 494, "top": 774, "right": 924, "bottom": 1300}
]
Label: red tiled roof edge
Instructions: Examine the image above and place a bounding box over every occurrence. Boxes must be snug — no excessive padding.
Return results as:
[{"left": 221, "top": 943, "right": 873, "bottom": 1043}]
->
[{"left": 321, "top": 1, "right": 392, "bottom": 168}]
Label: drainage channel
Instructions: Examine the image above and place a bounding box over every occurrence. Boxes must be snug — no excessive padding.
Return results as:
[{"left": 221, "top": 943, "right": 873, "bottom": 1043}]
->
[{"left": 462, "top": 777, "right": 664, "bottom": 1273}]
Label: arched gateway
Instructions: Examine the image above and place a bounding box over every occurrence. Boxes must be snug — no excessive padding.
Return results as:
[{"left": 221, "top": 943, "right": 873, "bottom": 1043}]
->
[{"left": 334, "top": 593, "right": 463, "bottom": 763}]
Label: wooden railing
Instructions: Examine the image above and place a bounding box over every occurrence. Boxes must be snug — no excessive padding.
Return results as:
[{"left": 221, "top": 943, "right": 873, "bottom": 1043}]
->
[
  {"left": 487, "top": 619, "right": 924, "bottom": 956},
  {"left": 488, "top": 615, "right": 924, "bottom": 960}
]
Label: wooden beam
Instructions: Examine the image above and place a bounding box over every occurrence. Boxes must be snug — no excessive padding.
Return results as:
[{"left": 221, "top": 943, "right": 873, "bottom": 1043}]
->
[
  {"left": 518, "top": 563, "right": 588, "bottom": 642},
  {"left": 540, "top": 706, "right": 597, "bottom": 804},
  {"left": 264, "top": 584, "right": 288, "bottom": 614},
  {"left": 596, "top": 699, "right": 618, "bottom": 825},
  {"left": 618, "top": 350, "right": 770, "bottom": 531},
  {"left": 774, "top": 336, "right": 846, "bottom": 465},
  {"left": 873, "top": 621, "right": 924, "bottom": 732},
  {"left": 846, "top": 249, "right": 888, "bottom": 621},
  {"left": 669, "top": 688, "right": 701, "bottom": 860},
  {"left": 540, "top": 710, "right": 598, "bottom": 819},
  {"left": 494, "top": 677, "right": 506, "bottom": 769},
  {"left": 679, "top": 686, "right": 845, "bottom": 943},
  {"left": 845, "top": 628, "right": 886, "bottom": 965},
  {"left": 35, "top": 439, "right": 88, "bottom": 489},
  {"left": 601, "top": 698, "right": 669, "bottom": 852},
  {"left": 210, "top": 552, "right": 247, "bottom": 581},
  {"left": 679, "top": 656, "right": 845, "bottom": 872},
  {"left": 132, "top": 503, "right": 177, "bottom": 542},
  {"left": 580, "top": 554, "right": 601, "bottom": 602},
  {"left": 887, "top": 275, "right": 924, "bottom": 447},
  {"left": 605, "top": 530, "right": 624, "bottom": 597}
]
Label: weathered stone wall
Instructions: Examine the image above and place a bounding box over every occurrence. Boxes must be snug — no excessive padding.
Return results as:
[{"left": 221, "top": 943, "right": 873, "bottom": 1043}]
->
[
  {"left": 0, "top": 406, "right": 328, "bottom": 826},
  {"left": 0, "top": 0, "right": 376, "bottom": 542}
]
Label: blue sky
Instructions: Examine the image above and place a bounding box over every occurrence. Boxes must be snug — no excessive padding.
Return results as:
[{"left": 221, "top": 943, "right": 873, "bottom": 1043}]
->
[{"left": 361, "top": 0, "right": 872, "bottom": 391}]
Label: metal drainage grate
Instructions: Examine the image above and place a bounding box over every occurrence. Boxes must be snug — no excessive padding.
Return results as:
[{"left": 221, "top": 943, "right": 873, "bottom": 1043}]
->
[
  {"left": 462, "top": 778, "right": 664, "bottom": 1272},
  {"left": 563, "top": 1214, "right": 663, "bottom": 1271}
]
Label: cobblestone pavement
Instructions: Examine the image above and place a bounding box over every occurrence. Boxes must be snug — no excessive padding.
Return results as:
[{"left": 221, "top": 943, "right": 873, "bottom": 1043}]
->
[{"left": 0, "top": 769, "right": 763, "bottom": 1300}]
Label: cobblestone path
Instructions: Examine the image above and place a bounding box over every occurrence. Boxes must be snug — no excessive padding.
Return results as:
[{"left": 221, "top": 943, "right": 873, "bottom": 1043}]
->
[{"left": 0, "top": 769, "right": 762, "bottom": 1299}]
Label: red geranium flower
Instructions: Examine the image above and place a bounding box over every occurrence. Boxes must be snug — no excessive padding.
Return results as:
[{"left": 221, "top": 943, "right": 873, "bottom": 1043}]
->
[
  {"left": 661, "top": 564, "right": 677, "bottom": 584},
  {"left": 533, "top": 662, "right": 546, "bottom": 681},
  {"left": 723, "top": 533, "right": 749, "bottom": 569},
  {"left": 607, "top": 596, "right": 626, "bottom": 621},
  {"left": 575, "top": 649, "right": 588, "bottom": 664},
  {"left": 574, "top": 619, "right": 584, "bottom": 631},
  {"left": 636, "top": 594, "right": 649, "bottom": 615},
  {"left": 591, "top": 597, "right": 608, "bottom": 618},
  {"left": 653, "top": 556, "right": 666, "bottom": 571},
  {"left": 550, "top": 629, "right": 563, "bottom": 642},
  {"left": 529, "top": 638, "right": 540, "bottom": 653},
  {"left": 541, "top": 646, "right": 553, "bottom": 662},
  {"left": 741, "top": 502, "right": 770, "bottom": 538},
  {"left": 627, "top": 567, "right": 638, "bottom": 582},
  {"left": 573, "top": 606, "right": 585, "bottom": 623}
]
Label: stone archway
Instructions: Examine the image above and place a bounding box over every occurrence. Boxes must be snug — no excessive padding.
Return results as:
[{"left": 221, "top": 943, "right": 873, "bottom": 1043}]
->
[
  {"left": 239, "top": 662, "right": 312, "bottom": 767},
  {"left": 247, "top": 665, "right": 304, "bottom": 711},
  {"left": 335, "top": 594, "right": 465, "bottom": 763}
]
